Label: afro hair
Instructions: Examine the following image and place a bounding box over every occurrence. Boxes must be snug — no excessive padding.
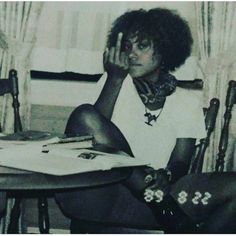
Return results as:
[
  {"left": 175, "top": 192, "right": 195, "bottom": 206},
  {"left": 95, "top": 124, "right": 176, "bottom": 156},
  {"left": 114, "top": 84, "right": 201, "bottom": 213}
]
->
[{"left": 106, "top": 8, "right": 193, "bottom": 72}]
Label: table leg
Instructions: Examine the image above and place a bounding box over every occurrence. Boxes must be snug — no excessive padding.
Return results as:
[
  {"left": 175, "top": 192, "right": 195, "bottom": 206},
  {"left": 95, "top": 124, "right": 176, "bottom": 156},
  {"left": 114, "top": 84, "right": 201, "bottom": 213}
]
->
[
  {"left": 7, "top": 198, "right": 21, "bottom": 233},
  {"left": 38, "top": 197, "right": 50, "bottom": 234}
]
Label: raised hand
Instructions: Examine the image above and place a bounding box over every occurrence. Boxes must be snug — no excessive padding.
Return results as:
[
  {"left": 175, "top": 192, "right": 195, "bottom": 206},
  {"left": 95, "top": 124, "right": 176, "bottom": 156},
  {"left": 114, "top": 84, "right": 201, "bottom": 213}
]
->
[{"left": 103, "top": 32, "right": 129, "bottom": 81}]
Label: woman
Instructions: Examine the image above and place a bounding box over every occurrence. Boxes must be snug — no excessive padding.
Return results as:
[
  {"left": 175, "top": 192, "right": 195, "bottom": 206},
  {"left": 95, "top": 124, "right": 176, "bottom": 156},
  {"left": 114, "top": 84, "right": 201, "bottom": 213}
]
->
[{"left": 56, "top": 8, "right": 236, "bottom": 233}]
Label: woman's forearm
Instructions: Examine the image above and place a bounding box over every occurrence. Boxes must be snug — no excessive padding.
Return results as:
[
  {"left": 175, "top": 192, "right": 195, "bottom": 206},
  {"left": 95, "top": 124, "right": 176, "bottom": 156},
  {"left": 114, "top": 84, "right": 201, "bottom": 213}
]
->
[
  {"left": 166, "top": 138, "right": 196, "bottom": 183},
  {"left": 95, "top": 33, "right": 128, "bottom": 119},
  {"left": 94, "top": 76, "right": 124, "bottom": 120}
]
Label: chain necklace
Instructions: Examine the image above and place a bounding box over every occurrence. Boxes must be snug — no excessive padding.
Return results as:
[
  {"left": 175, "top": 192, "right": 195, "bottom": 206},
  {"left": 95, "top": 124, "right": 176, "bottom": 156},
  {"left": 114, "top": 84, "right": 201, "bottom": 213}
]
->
[{"left": 144, "top": 107, "right": 163, "bottom": 126}]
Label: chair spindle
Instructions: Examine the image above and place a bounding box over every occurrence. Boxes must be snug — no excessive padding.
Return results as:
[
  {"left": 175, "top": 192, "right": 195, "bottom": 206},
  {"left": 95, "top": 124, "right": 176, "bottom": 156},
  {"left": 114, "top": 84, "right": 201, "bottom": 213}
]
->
[
  {"left": 215, "top": 80, "right": 236, "bottom": 172},
  {"left": 190, "top": 98, "right": 220, "bottom": 173},
  {"left": 9, "top": 69, "right": 22, "bottom": 132}
]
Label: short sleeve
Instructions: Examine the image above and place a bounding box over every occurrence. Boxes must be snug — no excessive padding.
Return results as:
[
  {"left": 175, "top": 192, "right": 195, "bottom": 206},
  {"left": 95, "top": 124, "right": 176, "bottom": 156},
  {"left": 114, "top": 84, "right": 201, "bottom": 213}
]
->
[{"left": 174, "top": 89, "right": 206, "bottom": 140}]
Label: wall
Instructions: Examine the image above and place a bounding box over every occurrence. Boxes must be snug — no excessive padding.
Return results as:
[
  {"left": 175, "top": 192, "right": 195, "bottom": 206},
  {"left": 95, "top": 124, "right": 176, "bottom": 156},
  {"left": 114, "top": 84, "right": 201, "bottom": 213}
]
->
[{"left": 30, "top": 1, "right": 198, "bottom": 108}]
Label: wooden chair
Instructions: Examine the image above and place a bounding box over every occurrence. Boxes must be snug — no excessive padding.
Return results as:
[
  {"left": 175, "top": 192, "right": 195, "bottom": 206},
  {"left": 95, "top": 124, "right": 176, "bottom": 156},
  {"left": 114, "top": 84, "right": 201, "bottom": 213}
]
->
[
  {"left": 0, "top": 70, "right": 50, "bottom": 233},
  {"left": 215, "top": 80, "right": 236, "bottom": 172},
  {"left": 177, "top": 78, "right": 204, "bottom": 90},
  {"left": 156, "top": 96, "right": 220, "bottom": 233},
  {"left": 175, "top": 77, "right": 219, "bottom": 173},
  {"left": 0, "top": 70, "right": 51, "bottom": 234},
  {"left": 174, "top": 79, "right": 220, "bottom": 174},
  {"left": 189, "top": 98, "right": 220, "bottom": 173},
  {"left": 163, "top": 81, "right": 236, "bottom": 232},
  {"left": 0, "top": 69, "right": 22, "bottom": 133},
  {"left": 0, "top": 69, "right": 23, "bottom": 233}
]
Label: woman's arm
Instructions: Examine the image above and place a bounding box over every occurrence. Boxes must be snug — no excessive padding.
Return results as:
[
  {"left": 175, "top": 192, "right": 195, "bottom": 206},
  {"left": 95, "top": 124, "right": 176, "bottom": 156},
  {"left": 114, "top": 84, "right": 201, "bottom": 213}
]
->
[
  {"left": 94, "top": 75, "right": 124, "bottom": 120},
  {"left": 166, "top": 138, "right": 196, "bottom": 183},
  {"left": 94, "top": 33, "right": 128, "bottom": 119}
]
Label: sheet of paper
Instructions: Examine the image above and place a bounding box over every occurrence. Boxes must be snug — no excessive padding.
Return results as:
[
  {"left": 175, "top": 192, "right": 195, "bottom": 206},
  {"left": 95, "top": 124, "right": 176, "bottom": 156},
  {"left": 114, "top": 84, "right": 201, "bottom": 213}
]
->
[
  {"left": 0, "top": 142, "right": 149, "bottom": 176},
  {"left": 0, "top": 137, "right": 60, "bottom": 149}
]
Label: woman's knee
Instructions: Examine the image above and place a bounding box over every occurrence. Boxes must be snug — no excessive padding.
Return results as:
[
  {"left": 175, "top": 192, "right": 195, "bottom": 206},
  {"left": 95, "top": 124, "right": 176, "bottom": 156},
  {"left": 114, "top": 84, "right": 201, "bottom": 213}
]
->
[
  {"left": 70, "top": 104, "right": 98, "bottom": 122},
  {"left": 65, "top": 104, "right": 102, "bottom": 136}
]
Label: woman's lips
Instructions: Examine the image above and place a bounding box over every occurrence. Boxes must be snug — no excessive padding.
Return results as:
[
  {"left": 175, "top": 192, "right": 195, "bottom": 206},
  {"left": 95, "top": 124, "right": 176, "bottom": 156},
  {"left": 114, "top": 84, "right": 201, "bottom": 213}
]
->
[{"left": 129, "top": 64, "right": 142, "bottom": 67}]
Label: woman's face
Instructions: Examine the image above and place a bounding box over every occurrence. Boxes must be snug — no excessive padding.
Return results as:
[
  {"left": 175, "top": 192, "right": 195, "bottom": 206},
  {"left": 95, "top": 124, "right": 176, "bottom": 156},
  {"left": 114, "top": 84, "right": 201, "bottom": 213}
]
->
[{"left": 123, "top": 36, "right": 161, "bottom": 79}]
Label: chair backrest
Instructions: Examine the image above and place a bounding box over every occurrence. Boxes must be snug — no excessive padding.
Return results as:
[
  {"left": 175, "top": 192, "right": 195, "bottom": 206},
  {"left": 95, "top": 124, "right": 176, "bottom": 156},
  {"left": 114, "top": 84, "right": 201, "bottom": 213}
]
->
[
  {"left": 189, "top": 98, "right": 220, "bottom": 173},
  {"left": 215, "top": 80, "right": 236, "bottom": 172},
  {"left": 177, "top": 79, "right": 220, "bottom": 174},
  {"left": 0, "top": 69, "right": 22, "bottom": 133},
  {"left": 177, "top": 79, "right": 203, "bottom": 90}
]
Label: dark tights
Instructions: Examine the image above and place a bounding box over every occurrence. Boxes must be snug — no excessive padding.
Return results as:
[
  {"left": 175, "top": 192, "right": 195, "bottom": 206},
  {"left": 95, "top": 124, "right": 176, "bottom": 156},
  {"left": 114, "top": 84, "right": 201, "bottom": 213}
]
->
[{"left": 64, "top": 104, "right": 236, "bottom": 233}]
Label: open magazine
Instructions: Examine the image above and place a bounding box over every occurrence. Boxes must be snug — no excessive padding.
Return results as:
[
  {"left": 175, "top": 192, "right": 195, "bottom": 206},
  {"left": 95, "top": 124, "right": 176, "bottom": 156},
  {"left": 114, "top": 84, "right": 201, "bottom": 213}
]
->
[{"left": 0, "top": 132, "right": 149, "bottom": 176}]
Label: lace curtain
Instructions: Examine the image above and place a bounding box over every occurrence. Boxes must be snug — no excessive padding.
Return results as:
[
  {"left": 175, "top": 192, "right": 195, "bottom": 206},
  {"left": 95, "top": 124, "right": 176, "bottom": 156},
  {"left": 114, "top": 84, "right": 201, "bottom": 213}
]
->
[
  {"left": 32, "top": 2, "right": 195, "bottom": 75},
  {"left": 0, "top": 2, "right": 43, "bottom": 233},
  {"left": 195, "top": 2, "right": 236, "bottom": 171},
  {"left": 31, "top": 2, "right": 129, "bottom": 74},
  {"left": 0, "top": 2, "right": 43, "bottom": 133}
]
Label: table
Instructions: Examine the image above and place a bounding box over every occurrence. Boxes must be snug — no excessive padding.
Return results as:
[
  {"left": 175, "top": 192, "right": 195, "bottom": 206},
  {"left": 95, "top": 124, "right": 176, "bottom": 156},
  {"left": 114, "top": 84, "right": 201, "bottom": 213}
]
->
[
  {"left": 0, "top": 163, "right": 131, "bottom": 234},
  {"left": 0, "top": 131, "right": 133, "bottom": 233},
  {"left": 0, "top": 168, "right": 131, "bottom": 191}
]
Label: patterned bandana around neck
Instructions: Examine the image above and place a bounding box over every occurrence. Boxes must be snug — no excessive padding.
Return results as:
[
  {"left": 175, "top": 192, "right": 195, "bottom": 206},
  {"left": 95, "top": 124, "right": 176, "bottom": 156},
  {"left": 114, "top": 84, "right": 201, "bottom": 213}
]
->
[
  {"left": 153, "top": 72, "right": 177, "bottom": 97},
  {"left": 139, "top": 72, "right": 177, "bottom": 105},
  {"left": 142, "top": 72, "right": 177, "bottom": 126}
]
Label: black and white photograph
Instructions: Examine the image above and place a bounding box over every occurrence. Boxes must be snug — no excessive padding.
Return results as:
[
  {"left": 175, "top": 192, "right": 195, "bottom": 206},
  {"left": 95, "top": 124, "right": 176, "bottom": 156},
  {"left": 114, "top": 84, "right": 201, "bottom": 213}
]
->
[{"left": 0, "top": 1, "right": 235, "bottom": 234}]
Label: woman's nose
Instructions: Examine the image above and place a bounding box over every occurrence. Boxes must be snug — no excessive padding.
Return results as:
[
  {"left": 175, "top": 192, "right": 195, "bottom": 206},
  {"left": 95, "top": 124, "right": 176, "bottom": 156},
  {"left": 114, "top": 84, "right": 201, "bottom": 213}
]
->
[{"left": 128, "top": 47, "right": 138, "bottom": 61}]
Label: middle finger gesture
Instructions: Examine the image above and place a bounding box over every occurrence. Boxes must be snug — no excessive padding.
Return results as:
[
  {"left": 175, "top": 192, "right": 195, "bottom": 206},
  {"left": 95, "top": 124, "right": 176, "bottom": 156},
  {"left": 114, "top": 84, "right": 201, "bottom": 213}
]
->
[{"left": 103, "top": 32, "right": 129, "bottom": 81}]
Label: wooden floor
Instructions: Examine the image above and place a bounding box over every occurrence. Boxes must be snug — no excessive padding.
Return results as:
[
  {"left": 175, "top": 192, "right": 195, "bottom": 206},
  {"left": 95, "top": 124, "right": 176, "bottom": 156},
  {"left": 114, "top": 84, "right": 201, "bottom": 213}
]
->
[{"left": 24, "top": 197, "right": 71, "bottom": 233}]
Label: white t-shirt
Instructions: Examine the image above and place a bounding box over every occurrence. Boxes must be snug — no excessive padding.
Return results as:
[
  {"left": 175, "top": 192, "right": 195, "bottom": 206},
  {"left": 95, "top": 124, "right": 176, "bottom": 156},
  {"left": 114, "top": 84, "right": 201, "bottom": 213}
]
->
[{"left": 95, "top": 73, "right": 206, "bottom": 169}]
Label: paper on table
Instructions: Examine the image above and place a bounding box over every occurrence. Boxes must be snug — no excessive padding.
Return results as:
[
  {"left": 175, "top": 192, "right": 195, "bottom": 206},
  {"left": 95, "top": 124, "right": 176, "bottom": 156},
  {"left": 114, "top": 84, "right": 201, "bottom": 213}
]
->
[
  {"left": 0, "top": 136, "right": 60, "bottom": 174},
  {"left": 0, "top": 137, "right": 60, "bottom": 149},
  {"left": 0, "top": 141, "right": 149, "bottom": 176}
]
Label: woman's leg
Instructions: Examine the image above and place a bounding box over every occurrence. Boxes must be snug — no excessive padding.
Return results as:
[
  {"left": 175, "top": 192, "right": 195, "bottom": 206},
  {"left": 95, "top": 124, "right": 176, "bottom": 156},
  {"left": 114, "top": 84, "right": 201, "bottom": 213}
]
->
[
  {"left": 65, "top": 103, "right": 133, "bottom": 156},
  {"left": 170, "top": 172, "right": 236, "bottom": 233},
  {"left": 64, "top": 104, "right": 236, "bottom": 233},
  {"left": 60, "top": 104, "right": 136, "bottom": 233},
  {"left": 125, "top": 167, "right": 236, "bottom": 233}
]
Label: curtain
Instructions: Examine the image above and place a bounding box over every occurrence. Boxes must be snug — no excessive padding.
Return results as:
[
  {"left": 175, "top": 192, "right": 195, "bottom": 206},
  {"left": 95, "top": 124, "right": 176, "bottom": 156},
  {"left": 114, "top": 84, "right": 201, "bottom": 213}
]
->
[
  {"left": 195, "top": 2, "right": 236, "bottom": 171},
  {"left": 0, "top": 2, "right": 43, "bottom": 233},
  {"left": 31, "top": 2, "right": 128, "bottom": 74},
  {"left": 0, "top": 1, "right": 43, "bottom": 133},
  {"left": 31, "top": 2, "right": 195, "bottom": 75}
]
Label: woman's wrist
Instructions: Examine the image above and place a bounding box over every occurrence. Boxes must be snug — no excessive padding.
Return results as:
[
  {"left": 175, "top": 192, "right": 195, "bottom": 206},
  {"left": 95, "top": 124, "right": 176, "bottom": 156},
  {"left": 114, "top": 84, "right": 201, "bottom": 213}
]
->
[
  {"left": 164, "top": 168, "right": 172, "bottom": 182},
  {"left": 107, "top": 74, "right": 126, "bottom": 84},
  {"left": 166, "top": 162, "right": 189, "bottom": 183},
  {"left": 143, "top": 168, "right": 171, "bottom": 204}
]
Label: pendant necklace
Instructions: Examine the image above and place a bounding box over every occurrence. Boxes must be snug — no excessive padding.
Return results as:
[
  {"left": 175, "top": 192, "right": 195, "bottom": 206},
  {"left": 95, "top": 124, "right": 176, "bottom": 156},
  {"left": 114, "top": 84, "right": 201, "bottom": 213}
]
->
[{"left": 144, "top": 107, "right": 163, "bottom": 126}]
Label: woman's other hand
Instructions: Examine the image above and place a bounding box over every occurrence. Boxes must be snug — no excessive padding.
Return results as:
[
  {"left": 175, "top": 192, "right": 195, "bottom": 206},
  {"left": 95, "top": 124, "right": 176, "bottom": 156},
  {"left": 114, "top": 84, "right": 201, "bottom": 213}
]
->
[
  {"left": 103, "top": 32, "right": 129, "bottom": 81},
  {"left": 124, "top": 167, "right": 171, "bottom": 200},
  {"left": 147, "top": 168, "right": 171, "bottom": 195}
]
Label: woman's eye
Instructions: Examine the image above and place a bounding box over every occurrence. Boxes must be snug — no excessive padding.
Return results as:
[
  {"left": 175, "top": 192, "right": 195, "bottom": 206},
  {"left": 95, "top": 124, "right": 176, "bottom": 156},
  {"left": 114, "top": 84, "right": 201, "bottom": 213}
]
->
[
  {"left": 138, "top": 43, "right": 149, "bottom": 50},
  {"left": 124, "top": 43, "right": 131, "bottom": 52}
]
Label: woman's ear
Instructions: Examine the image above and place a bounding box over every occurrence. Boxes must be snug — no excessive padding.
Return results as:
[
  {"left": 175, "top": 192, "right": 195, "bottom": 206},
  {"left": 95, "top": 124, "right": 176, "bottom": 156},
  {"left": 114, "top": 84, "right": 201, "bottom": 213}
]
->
[
  {"left": 152, "top": 50, "right": 162, "bottom": 67},
  {"left": 160, "top": 61, "right": 165, "bottom": 70}
]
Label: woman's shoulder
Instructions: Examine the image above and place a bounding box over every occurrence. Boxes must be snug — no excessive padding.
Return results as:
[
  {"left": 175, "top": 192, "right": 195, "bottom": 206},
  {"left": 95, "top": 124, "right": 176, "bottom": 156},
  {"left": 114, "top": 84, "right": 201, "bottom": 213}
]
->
[
  {"left": 166, "top": 87, "right": 206, "bottom": 139},
  {"left": 173, "top": 86, "right": 202, "bottom": 103},
  {"left": 168, "top": 87, "right": 204, "bottom": 112}
]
